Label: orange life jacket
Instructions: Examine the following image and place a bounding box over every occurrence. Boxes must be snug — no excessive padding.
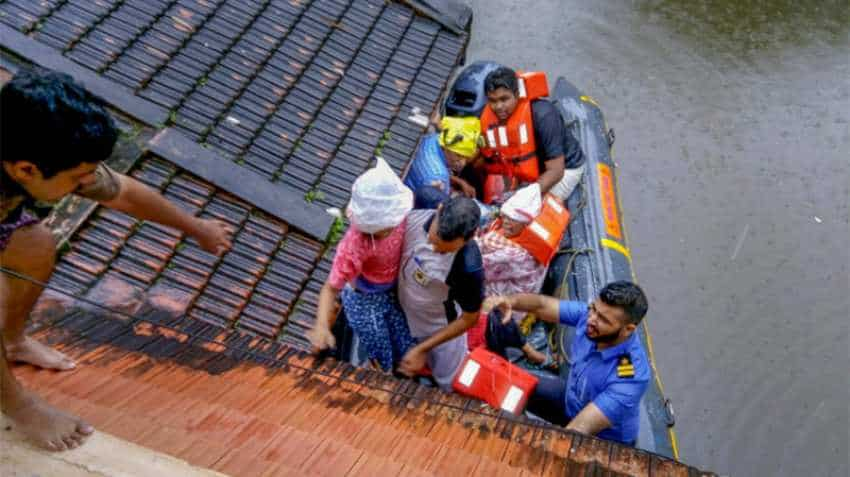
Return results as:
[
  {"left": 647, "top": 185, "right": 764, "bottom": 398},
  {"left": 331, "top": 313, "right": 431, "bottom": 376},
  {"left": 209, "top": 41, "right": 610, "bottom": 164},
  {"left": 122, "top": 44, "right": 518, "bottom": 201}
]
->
[
  {"left": 480, "top": 71, "right": 550, "bottom": 184},
  {"left": 489, "top": 193, "right": 570, "bottom": 266}
]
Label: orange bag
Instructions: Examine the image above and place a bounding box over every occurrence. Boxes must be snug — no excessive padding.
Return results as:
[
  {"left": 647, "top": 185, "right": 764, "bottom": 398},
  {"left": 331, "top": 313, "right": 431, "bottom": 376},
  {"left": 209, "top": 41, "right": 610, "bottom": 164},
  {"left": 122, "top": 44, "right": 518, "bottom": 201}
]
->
[
  {"left": 510, "top": 194, "right": 570, "bottom": 266},
  {"left": 452, "top": 347, "right": 539, "bottom": 415},
  {"left": 488, "top": 194, "right": 570, "bottom": 266}
]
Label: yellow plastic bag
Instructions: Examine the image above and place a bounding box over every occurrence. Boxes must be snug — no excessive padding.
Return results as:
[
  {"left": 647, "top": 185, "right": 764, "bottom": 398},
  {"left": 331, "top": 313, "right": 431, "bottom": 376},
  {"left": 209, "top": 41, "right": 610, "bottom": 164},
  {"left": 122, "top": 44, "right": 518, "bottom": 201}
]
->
[{"left": 438, "top": 116, "right": 482, "bottom": 159}]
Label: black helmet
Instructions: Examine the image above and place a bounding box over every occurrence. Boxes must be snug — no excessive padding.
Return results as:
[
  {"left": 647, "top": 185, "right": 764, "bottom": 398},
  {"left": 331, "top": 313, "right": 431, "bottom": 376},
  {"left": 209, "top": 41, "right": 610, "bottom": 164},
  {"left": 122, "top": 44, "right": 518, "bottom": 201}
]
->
[{"left": 444, "top": 61, "right": 504, "bottom": 117}]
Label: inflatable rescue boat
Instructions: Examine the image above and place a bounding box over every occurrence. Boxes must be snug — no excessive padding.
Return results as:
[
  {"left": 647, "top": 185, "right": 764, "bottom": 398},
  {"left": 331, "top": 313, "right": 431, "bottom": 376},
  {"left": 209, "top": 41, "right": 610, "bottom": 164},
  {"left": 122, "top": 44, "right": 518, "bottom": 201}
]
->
[{"left": 335, "top": 61, "right": 679, "bottom": 459}]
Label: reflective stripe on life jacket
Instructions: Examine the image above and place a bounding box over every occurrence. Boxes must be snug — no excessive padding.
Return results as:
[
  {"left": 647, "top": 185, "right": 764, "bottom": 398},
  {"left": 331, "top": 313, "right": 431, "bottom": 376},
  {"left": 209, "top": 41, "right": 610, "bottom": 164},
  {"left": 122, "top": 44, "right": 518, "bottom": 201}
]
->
[
  {"left": 489, "top": 193, "right": 570, "bottom": 266},
  {"left": 480, "top": 71, "right": 550, "bottom": 184}
]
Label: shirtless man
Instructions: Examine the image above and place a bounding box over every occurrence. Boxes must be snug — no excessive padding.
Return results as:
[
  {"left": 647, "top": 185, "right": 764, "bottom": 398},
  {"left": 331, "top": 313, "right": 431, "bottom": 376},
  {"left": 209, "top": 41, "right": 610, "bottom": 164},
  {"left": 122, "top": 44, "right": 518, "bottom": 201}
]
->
[{"left": 0, "top": 69, "right": 232, "bottom": 451}]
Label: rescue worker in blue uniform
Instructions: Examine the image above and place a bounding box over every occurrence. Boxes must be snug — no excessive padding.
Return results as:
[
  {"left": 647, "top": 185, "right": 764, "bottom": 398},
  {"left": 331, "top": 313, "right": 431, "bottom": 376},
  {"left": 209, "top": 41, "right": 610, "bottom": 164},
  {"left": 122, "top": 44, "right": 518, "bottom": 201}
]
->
[{"left": 483, "top": 281, "right": 650, "bottom": 445}]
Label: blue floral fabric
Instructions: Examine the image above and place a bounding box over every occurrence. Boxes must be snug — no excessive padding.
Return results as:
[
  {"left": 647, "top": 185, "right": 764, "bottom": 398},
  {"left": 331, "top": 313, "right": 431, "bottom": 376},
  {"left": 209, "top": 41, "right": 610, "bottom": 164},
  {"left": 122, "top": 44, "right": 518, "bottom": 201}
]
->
[{"left": 341, "top": 286, "right": 416, "bottom": 371}]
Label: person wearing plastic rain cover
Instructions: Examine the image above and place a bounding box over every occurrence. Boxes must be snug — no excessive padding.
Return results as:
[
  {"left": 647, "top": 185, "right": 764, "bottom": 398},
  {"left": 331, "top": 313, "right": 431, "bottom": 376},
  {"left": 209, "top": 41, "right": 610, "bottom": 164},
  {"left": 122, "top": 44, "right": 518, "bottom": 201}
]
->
[{"left": 308, "top": 158, "right": 416, "bottom": 372}]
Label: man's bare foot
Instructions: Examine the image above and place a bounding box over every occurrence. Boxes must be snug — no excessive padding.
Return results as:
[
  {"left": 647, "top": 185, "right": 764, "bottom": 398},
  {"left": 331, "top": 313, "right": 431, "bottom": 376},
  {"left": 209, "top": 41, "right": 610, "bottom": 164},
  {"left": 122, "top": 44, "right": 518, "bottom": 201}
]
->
[
  {"left": 5, "top": 336, "right": 76, "bottom": 370},
  {"left": 5, "top": 389, "right": 94, "bottom": 451}
]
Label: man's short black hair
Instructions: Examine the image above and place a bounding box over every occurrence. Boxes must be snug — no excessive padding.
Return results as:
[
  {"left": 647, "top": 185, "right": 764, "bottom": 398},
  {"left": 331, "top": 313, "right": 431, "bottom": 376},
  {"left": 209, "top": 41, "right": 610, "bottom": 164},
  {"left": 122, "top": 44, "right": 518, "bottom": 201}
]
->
[
  {"left": 599, "top": 281, "right": 649, "bottom": 325},
  {"left": 436, "top": 196, "right": 480, "bottom": 241},
  {"left": 0, "top": 68, "right": 118, "bottom": 178},
  {"left": 484, "top": 67, "right": 518, "bottom": 96}
]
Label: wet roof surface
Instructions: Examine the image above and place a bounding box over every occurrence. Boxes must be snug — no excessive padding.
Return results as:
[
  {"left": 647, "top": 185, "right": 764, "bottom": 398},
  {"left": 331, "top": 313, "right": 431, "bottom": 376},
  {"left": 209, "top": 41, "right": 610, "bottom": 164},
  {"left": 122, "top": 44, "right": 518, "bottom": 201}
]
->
[
  {"left": 51, "top": 154, "right": 329, "bottom": 345},
  {"left": 0, "top": 0, "right": 465, "bottom": 349}
]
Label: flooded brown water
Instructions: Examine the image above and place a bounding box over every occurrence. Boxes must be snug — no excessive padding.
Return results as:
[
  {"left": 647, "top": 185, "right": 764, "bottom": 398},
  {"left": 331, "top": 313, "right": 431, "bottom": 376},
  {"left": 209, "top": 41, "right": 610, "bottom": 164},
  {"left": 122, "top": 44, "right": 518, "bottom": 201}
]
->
[{"left": 464, "top": 1, "right": 849, "bottom": 475}]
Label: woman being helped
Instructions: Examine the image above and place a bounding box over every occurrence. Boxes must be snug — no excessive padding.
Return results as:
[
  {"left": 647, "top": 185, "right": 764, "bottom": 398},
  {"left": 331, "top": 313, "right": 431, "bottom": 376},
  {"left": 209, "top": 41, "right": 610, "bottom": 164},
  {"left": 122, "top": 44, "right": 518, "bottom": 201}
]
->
[
  {"left": 307, "top": 159, "right": 415, "bottom": 372},
  {"left": 469, "top": 184, "right": 549, "bottom": 364}
]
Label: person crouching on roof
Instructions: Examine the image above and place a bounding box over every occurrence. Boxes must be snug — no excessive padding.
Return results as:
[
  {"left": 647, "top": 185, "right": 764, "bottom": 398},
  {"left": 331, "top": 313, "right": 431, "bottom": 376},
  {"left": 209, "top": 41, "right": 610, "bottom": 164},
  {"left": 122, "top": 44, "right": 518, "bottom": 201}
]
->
[
  {"left": 0, "top": 69, "right": 233, "bottom": 452},
  {"left": 404, "top": 116, "right": 484, "bottom": 199},
  {"left": 307, "top": 158, "right": 416, "bottom": 372},
  {"left": 467, "top": 184, "right": 548, "bottom": 364}
]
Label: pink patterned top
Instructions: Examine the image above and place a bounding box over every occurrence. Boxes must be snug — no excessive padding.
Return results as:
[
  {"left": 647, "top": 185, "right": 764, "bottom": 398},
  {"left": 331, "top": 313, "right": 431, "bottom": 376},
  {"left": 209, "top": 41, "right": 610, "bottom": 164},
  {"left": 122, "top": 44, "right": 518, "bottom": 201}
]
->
[{"left": 327, "top": 218, "right": 407, "bottom": 290}]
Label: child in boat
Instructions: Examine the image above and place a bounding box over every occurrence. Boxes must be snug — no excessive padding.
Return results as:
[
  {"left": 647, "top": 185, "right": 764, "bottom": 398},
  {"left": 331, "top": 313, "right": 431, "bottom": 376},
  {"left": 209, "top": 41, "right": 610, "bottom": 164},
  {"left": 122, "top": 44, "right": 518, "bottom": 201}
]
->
[
  {"left": 404, "top": 116, "right": 483, "bottom": 199},
  {"left": 469, "top": 184, "right": 549, "bottom": 364},
  {"left": 307, "top": 158, "right": 416, "bottom": 372}
]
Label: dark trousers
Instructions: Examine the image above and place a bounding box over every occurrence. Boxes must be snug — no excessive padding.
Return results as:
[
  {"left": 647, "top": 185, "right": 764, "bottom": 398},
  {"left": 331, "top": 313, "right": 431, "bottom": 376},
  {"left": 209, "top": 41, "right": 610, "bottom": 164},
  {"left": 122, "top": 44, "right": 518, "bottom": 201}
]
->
[
  {"left": 526, "top": 372, "right": 571, "bottom": 427},
  {"left": 486, "top": 313, "right": 570, "bottom": 425},
  {"left": 527, "top": 374, "right": 637, "bottom": 446}
]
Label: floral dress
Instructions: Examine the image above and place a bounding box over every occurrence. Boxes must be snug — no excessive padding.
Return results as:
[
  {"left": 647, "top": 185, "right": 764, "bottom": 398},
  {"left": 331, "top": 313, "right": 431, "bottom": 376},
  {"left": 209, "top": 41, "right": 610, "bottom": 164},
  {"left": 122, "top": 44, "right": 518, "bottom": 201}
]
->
[{"left": 327, "top": 219, "right": 415, "bottom": 371}]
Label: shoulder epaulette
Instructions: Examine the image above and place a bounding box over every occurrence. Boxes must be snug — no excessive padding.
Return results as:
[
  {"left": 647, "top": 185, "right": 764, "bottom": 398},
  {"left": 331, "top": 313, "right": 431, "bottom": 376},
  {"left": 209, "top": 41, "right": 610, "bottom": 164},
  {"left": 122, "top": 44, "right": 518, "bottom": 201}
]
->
[{"left": 616, "top": 354, "right": 635, "bottom": 378}]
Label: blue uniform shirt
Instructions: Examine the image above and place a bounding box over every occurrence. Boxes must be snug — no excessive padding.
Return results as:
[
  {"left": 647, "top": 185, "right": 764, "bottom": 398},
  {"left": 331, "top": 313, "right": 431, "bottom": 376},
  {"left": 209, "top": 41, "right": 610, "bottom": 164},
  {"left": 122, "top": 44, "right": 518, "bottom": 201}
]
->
[{"left": 559, "top": 301, "right": 650, "bottom": 444}]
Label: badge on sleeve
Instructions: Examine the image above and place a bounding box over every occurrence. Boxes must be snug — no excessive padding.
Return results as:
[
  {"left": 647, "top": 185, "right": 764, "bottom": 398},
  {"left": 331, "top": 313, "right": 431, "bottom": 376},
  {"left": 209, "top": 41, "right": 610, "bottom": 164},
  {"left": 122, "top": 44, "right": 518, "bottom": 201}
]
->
[
  {"left": 616, "top": 354, "right": 635, "bottom": 378},
  {"left": 412, "top": 256, "right": 431, "bottom": 286},
  {"left": 413, "top": 267, "right": 429, "bottom": 285}
]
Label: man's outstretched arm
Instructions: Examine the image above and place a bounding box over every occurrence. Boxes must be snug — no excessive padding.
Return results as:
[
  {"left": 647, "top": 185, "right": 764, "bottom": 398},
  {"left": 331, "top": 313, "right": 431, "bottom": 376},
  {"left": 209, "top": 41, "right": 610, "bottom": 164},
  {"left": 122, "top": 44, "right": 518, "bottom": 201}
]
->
[
  {"left": 566, "top": 402, "right": 612, "bottom": 436},
  {"left": 99, "top": 173, "right": 233, "bottom": 255},
  {"left": 483, "top": 293, "right": 562, "bottom": 324}
]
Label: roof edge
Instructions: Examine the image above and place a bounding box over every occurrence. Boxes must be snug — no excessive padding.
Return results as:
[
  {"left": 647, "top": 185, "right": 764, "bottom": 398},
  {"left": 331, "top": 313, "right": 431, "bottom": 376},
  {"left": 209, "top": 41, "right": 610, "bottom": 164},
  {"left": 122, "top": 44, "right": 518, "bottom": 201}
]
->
[
  {"left": 0, "top": 416, "right": 226, "bottom": 477},
  {"left": 400, "top": 0, "right": 473, "bottom": 34}
]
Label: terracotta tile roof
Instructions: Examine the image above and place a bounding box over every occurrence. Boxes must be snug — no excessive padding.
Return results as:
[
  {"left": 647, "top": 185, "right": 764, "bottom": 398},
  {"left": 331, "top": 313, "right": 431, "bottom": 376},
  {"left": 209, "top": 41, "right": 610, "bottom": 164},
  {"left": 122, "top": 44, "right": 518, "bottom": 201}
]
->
[
  {"left": 18, "top": 290, "right": 710, "bottom": 477},
  {"left": 43, "top": 155, "right": 324, "bottom": 343}
]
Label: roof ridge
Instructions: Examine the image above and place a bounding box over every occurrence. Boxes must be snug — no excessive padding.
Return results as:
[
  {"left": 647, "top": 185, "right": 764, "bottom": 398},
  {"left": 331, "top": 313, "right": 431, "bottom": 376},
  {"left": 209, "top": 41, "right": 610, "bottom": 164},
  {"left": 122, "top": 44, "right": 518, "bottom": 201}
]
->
[
  {"left": 399, "top": 0, "right": 473, "bottom": 35},
  {"left": 146, "top": 128, "right": 334, "bottom": 240}
]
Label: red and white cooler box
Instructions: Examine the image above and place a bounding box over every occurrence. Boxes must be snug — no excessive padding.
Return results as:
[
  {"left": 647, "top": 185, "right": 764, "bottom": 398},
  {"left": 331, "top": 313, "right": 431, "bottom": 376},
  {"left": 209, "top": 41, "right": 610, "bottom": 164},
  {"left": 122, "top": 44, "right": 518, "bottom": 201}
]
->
[{"left": 452, "top": 347, "right": 539, "bottom": 415}]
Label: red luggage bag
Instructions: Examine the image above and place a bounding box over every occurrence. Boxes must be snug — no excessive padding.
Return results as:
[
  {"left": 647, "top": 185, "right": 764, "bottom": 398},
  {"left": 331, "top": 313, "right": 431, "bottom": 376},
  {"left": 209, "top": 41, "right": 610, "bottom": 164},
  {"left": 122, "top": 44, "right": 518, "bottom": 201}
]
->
[{"left": 452, "top": 347, "right": 539, "bottom": 415}]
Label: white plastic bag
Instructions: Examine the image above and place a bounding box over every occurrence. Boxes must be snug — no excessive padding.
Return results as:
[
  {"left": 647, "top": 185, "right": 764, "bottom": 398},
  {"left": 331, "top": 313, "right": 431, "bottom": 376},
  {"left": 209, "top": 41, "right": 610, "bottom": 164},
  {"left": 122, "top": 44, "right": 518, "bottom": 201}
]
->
[
  {"left": 347, "top": 157, "right": 413, "bottom": 234},
  {"left": 501, "top": 183, "right": 542, "bottom": 223}
]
